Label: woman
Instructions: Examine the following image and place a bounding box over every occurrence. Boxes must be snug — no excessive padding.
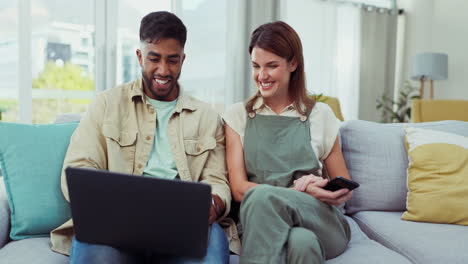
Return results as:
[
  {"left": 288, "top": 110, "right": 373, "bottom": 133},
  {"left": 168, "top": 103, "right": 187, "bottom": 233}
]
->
[{"left": 223, "top": 21, "right": 353, "bottom": 264}]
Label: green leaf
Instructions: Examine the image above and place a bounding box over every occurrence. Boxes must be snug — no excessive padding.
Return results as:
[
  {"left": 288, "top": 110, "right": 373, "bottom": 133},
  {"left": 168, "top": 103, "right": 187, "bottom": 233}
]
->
[{"left": 376, "top": 80, "right": 418, "bottom": 123}]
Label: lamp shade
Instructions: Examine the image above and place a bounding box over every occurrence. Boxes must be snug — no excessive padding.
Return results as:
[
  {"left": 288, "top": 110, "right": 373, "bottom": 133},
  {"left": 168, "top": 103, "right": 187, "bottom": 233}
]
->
[{"left": 411, "top": 52, "right": 448, "bottom": 81}]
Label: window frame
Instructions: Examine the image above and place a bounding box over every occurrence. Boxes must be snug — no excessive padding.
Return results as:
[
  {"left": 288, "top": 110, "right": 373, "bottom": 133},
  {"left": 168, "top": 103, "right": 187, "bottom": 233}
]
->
[
  {"left": 13, "top": 0, "right": 213, "bottom": 123},
  {"left": 14, "top": 0, "right": 138, "bottom": 123}
]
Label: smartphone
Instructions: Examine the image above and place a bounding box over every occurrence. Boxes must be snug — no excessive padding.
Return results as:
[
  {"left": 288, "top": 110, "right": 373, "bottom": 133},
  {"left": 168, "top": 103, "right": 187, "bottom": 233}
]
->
[{"left": 323, "top": 176, "right": 359, "bottom": 192}]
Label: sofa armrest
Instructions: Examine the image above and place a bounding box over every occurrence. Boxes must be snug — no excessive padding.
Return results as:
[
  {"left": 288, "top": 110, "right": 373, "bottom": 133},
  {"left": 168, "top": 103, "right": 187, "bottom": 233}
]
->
[{"left": 0, "top": 177, "right": 11, "bottom": 248}]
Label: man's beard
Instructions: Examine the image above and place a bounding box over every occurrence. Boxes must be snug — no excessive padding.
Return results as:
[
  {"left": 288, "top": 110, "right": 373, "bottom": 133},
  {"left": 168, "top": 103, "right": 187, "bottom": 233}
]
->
[{"left": 142, "top": 71, "right": 181, "bottom": 100}]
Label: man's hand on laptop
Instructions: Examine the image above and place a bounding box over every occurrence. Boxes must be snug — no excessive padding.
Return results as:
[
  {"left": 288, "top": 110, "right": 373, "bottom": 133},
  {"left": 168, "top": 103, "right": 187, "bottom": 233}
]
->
[{"left": 209, "top": 194, "right": 224, "bottom": 224}]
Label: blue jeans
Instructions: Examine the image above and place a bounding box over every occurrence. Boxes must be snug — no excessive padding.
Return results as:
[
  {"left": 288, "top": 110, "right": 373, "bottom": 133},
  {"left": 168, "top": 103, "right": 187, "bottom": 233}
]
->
[{"left": 70, "top": 223, "right": 229, "bottom": 264}]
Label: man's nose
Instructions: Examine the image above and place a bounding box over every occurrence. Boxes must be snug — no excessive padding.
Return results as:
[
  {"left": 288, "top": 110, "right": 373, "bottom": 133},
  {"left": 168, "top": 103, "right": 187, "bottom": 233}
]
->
[{"left": 157, "top": 62, "right": 170, "bottom": 76}]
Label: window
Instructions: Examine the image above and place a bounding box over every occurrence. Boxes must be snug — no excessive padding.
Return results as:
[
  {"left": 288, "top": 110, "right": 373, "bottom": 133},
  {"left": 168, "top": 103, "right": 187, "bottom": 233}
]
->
[
  {"left": 116, "top": 0, "right": 171, "bottom": 85},
  {"left": 0, "top": 2, "right": 18, "bottom": 122},
  {"left": 28, "top": 0, "right": 95, "bottom": 124},
  {"left": 0, "top": 0, "right": 232, "bottom": 123},
  {"left": 0, "top": 0, "right": 172, "bottom": 124},
  {"left": 176, "top": 0, "right": 227, "bottom": 113}
]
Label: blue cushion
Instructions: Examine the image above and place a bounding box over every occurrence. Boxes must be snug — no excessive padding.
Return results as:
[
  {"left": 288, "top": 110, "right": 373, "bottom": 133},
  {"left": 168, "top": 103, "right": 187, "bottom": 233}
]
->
[{"left": 0, "top": 122, "right": 78, "bottom": 239}]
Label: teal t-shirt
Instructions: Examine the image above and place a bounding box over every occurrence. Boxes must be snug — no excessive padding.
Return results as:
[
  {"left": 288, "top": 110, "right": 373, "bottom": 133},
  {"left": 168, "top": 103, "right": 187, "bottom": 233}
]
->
[{"left": 143, "top": 96, "right": 179, "bottom": 180}]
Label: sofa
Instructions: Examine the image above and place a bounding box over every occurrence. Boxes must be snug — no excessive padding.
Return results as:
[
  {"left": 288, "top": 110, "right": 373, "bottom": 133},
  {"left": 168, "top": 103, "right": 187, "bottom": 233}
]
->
[
  {"left": 411, "top": 99, "right": 468, "bottom": 122},
  {"left": 1, "top": 118, "right": 467, "bottom": 264}
]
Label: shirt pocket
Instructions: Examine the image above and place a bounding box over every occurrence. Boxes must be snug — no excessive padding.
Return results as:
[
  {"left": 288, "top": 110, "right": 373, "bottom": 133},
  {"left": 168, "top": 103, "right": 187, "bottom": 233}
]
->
[
  {"left": 184, "top": 137, "right": 216, "bottom": 156},
  {"left": 102, "top": 123, "right": 138, "bottom": 173},
  {"left": 184, "top": 137, "right": 217, "bottom": 179}
]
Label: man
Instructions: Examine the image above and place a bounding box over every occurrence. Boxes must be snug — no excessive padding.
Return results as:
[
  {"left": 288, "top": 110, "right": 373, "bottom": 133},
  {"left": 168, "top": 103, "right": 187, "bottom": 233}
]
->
[{"left": 50, "top": 11, "right": 234, "bottom": 263}]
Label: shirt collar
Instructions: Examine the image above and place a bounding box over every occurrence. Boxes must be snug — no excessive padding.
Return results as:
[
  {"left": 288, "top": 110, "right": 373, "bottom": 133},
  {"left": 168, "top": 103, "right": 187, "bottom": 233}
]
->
[
  {"left": 130, "top": 77, "right": 145, "bottom": 101},
  {"left": 131, "top": 77, "right": 197, "bottom": 113},
  {"left": 252, "top": 96, "right": 264, "bottom": 111},
  {"left": 252, "top": 96, "right": 297, "bottom": 113},
  {"left": 174, "top": 91, "right": 197, "bottom": 113}
]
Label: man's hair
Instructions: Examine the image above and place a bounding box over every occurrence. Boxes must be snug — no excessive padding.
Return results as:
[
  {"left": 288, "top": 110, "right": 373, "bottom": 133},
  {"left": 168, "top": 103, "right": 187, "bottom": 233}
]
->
[{"left": 139, "top": 11, "right": 187, "bottom": 47}]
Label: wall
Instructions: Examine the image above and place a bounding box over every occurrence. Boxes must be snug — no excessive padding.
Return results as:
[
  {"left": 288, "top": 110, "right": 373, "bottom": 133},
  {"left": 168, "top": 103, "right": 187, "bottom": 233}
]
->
[{"left": 398, "top": 0, "right": 468, "bottom": 99}]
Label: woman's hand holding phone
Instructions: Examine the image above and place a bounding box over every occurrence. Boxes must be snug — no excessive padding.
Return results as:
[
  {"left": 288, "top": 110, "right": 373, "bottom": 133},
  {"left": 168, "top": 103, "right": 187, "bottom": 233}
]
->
[{"left": 293, "top": 175, "right": 356, "bottom": 206}]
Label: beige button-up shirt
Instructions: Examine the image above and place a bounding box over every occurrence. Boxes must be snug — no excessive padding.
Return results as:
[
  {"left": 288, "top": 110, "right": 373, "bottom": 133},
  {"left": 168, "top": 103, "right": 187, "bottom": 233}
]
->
[{"left": 50, "top": 78, "right": 240, "bottom": 255}]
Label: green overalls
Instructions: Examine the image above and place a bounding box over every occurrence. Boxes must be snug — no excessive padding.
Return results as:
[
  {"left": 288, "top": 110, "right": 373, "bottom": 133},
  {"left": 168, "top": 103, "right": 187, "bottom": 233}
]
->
[{"left": 239, "top": 110, "right": 350, "bottom": 264}]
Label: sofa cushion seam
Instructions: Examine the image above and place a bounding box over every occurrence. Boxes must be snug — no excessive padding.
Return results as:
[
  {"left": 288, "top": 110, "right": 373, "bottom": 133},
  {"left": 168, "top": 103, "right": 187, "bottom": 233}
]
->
[{"left": 352, "top": 215, "right": 416, "bottom": 264}]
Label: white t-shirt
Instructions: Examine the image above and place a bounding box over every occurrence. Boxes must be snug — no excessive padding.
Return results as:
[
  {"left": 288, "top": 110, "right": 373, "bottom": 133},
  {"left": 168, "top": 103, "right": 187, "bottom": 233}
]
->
[{"left": 222, "top": 97, "right": 341, "bottom": 173}]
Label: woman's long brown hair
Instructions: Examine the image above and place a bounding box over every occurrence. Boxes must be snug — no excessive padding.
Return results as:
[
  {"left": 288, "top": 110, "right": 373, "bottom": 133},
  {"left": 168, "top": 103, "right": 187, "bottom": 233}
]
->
[{"left": 245, "top": 21, "right": 315, "bottom": 116}]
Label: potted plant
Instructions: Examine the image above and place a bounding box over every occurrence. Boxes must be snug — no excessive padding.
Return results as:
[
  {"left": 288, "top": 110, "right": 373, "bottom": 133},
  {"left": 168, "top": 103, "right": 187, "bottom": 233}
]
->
[{"left": 376, "top": 81, "right": 420, "bottom": 123}]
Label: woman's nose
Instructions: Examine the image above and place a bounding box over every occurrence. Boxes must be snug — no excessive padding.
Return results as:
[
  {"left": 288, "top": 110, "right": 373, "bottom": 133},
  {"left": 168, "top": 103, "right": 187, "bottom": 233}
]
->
[{"left": 258, "top": 69, "right": 269, "bottom": 80}]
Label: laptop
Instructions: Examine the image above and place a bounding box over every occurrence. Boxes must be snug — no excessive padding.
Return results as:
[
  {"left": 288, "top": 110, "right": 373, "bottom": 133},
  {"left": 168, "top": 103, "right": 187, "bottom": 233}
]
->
[{"left": 65, "top": 167, "right": 212, "bottom": 258}]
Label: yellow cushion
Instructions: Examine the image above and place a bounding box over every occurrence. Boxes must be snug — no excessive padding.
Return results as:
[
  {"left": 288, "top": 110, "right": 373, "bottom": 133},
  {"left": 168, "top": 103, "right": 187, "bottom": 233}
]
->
[{"left": 403, "top": 127, "right": 468, "bottom": 225}]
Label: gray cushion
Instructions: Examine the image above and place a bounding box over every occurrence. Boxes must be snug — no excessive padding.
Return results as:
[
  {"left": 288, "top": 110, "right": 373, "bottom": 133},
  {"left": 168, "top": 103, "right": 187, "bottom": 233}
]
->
[
  {"left": 0, "top": 237, "right": 68, "bottom": 264},
  {"left": 0, "top": 177, "right": 10, "bottom": 249},
  {"left": 326, "top": 216, "right": 410, "bottom": 264},
  {"left": 340, "top": 120, "right": 468, "bottom": 214},
  {"left": 352, "top": 211, "right": 468, "bottom": 264}
]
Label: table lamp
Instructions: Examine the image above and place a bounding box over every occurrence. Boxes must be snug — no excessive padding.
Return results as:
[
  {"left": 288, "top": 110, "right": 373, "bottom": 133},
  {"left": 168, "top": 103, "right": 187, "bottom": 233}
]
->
[{"left": 411, "top": 52, "right": 448, "bottom": 99}]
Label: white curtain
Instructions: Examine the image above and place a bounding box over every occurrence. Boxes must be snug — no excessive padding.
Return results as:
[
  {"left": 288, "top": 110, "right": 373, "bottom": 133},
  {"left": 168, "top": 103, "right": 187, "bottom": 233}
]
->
[
  {"left": 282, "top": 0, "right": 361, "bottom": 120},
  {"left": 224, "top": 0, "right": 280, "bottom": 106},
  {"left": 334, "top": 4, "right": 362, "bottom": 121},
  {"left": 173, "top": 0, "right": 398, "bottom": 119},
  {"left": 358, "top": 6, "right": 398, "bottom": 122},
  {"left": 174, "top": 0, "right": 229, "bottom": 113},
  {"left": 174, "top": 0, "right": 280, "bottom": 111},
  {"left": 394, "top": 11, "right": 407, "bottom": 104}
]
